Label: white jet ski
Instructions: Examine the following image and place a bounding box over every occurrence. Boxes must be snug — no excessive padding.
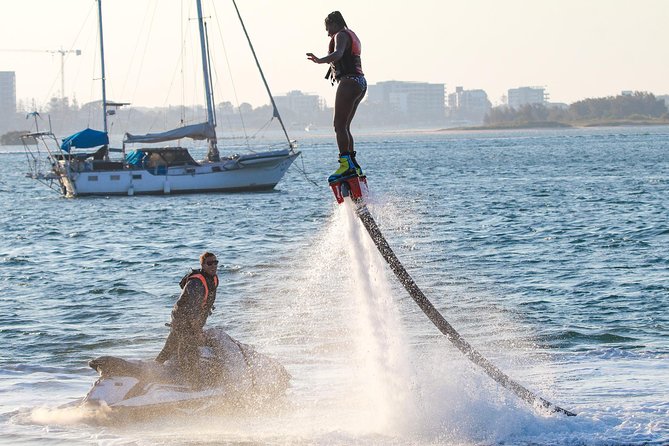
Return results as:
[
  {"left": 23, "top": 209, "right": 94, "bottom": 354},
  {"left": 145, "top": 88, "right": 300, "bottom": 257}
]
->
[{"left": 83, "top": 328, "right": 290, "bottom": 413}]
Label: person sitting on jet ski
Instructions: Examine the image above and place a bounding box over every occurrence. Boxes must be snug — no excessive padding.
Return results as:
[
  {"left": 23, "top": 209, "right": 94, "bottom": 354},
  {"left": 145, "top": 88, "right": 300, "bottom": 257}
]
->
[{"left": 155, "top": 251, "right": 219, "bottom": 387}]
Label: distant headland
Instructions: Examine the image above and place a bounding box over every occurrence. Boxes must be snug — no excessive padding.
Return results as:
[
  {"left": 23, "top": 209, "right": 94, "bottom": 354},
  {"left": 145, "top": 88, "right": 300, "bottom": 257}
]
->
[{"left": 442, "top": 92, "right": 669, "bottom": 131}]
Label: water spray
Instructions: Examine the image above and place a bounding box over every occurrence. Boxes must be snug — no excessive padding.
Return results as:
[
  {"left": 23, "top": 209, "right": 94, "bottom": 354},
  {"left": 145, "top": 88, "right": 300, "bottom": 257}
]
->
[{"left": 330, "top": 176, "right": 576, "bottom": 417}]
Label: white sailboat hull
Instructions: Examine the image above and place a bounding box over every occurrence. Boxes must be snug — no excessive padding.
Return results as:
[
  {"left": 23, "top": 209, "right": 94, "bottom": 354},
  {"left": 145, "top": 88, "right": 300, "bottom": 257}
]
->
[{"left": 57, "top": 150, "right": 299, "bottom": 197}]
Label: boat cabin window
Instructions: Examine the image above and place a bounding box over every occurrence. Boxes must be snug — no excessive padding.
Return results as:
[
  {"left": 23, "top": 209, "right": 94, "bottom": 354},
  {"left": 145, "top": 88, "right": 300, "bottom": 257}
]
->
[
  {"left": 143, "top": 149, "right": 199, "bottom": 168},
  {"left": 146, "top": 153, "right": 167, "bottom": 168}
]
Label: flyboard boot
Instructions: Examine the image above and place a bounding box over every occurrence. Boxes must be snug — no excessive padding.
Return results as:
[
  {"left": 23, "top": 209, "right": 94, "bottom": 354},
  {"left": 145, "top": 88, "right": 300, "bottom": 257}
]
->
[{"left": 328, "top": 151, "right": 368, "bottom": 204}]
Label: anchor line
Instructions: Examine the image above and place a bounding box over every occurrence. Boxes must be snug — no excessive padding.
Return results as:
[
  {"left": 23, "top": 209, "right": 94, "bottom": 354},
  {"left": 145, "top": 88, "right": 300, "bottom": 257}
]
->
[{"left": 355, "top": 204, "right": 576, "bottom": 417}]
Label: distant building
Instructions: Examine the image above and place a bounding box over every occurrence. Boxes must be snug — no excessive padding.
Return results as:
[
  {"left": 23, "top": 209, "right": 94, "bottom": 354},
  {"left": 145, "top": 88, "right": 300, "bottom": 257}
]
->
[
  {"left": 447, "top": 86, "right": 491, "bottom": 124},
  {"left": 508, "top": 86, "right": 547, "bottom": 108},
  {"left": 0, "top": 71, "right": 17, "bottom": 128},
  {"left": 274, "top": 90, "right": 322, "bottom": 118},
  {"left": 367, "top": 80, "right": 445, "bottom": 122}
]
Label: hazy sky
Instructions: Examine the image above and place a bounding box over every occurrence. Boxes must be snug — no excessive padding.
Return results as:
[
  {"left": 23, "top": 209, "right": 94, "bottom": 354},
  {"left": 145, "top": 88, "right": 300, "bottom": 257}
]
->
[{"left": 1, "top": 0, "right": 667, "bottom": 110}]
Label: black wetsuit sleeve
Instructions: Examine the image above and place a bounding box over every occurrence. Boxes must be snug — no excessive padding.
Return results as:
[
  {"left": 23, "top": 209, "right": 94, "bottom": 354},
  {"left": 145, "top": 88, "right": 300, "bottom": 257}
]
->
[{"left": 171, "top": 279, "right": 206, "bottom": 331}]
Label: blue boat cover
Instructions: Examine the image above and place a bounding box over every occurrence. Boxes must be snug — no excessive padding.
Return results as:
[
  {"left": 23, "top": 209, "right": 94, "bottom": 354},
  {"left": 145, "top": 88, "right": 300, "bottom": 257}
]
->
[
  {"left": 125, "top": 150, "right": 146, "bottom": 166},
  {"left": 60, "top": 128, "right": 109, "bottom": 152}
]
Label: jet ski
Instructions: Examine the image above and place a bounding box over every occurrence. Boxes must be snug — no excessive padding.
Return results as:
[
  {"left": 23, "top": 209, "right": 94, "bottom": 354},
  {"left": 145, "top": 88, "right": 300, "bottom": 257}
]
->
[{"left": 83, "top": 328, "right": 291, "bottom": 414}]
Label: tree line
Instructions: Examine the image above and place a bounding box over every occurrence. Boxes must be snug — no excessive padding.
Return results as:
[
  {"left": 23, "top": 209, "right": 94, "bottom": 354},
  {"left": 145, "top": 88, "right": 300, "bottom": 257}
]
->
[{"left": 485, "top": 92, "right": 668, "bottom": 125}]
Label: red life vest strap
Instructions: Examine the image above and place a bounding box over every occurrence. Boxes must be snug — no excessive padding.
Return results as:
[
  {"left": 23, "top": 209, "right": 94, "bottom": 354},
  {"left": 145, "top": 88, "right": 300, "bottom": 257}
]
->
[{"left": 187, "top": 274, "right": 218, "bottom": 308}]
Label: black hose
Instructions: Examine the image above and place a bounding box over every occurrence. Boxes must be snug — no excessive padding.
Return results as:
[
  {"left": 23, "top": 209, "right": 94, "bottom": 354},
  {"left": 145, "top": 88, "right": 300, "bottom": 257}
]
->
[{"left": 355, "top": 203, "right": 576, "bottom": 417}]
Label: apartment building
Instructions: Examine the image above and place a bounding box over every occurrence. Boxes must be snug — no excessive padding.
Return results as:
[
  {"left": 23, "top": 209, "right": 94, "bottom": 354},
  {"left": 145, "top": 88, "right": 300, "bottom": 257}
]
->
[
  {"left": 367, "top": 81, "right": 445, "bottom": 122},
  {"left": 508, "top": 86, "right": 547, "bottom": 108}
]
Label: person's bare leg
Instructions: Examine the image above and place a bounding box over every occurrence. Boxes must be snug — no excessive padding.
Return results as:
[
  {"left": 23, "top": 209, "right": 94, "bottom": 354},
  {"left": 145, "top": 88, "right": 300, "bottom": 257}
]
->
[
  {"left": 346, "top": 87, "right": 365, "bottom": 153},
  {"left": 334, "top": 79, "right": 363, "bottom": 155},
  {"left": 346, "top": 88, "right": 365, "bottom": 174}
]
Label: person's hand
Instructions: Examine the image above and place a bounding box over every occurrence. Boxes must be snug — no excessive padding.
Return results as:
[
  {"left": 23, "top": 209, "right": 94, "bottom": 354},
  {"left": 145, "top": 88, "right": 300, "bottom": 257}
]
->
[{"left": 306, "top": 53, "right": 320, "bottom": 63}]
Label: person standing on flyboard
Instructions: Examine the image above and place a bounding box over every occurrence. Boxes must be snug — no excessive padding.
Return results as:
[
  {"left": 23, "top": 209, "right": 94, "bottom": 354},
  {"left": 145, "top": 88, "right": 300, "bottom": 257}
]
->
[{"left": 307, "top": 11, "right": 367, "bottom": 184}]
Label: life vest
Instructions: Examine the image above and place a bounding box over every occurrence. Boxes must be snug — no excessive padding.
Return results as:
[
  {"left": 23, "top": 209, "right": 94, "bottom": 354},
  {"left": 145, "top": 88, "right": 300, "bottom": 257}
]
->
[
  {"left": 180, "top": 269, "right": 218, "bottom": 310},
  {"left": 326, "top": 28, "right": 364, "bottom": 82}
]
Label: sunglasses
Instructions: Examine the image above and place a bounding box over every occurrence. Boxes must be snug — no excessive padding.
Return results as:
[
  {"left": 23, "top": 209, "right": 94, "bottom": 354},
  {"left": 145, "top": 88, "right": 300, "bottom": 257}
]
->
[{"left": 206, "top": 260, "right": 219, "bottom": 266}]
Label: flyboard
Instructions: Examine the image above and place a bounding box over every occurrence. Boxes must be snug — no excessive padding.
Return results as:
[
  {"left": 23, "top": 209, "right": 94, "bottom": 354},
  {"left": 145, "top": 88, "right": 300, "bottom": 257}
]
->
[{"left": 330, "top": 174, "right": 576, "bottom": 417}]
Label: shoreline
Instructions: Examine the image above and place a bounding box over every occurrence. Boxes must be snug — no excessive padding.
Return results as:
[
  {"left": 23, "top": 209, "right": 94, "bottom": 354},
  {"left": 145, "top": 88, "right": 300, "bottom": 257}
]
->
[
  {"left": 438, "top": 119, "right": 669, "bottom": 132},
  {"left": 4, "top": 121, "right": 669, "bottom": 148}
]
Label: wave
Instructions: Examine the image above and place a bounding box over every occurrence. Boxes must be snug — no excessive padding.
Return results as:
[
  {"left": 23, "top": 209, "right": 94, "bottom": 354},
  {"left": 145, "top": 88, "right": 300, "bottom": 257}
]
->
[{"left": 535, "top": 330, "right": 642, "bottom": 350}]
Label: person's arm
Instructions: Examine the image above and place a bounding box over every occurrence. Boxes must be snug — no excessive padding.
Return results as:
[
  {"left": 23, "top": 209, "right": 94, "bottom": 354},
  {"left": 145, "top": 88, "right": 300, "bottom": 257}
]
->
[
  {"left": 306, "top": 31, "right": 350, "bottom": 64},
  {"left": 173, "top": 279, "right": 205, "bottom": 333},
  {"left": 187, "top": 279, "right": 209, "bottom": 344}
]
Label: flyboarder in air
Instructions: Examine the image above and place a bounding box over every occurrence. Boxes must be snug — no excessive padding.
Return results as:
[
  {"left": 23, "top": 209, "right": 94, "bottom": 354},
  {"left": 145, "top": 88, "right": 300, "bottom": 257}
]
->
[
  {"left": 307, "top": 11, "right": 367, "bottom": 187},
  {"left": 309, "top": 16, "right": 576, "bottom": 414}
]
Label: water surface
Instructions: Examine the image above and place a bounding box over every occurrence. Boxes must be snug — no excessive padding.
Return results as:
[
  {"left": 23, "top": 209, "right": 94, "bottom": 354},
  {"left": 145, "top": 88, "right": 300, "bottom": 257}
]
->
[{"left": 1, "top": 126, "right": 667, "bottom": 445}]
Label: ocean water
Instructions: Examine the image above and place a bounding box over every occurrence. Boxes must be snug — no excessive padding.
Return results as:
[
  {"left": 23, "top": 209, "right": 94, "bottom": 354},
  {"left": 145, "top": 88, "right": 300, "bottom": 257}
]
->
[{"left": 0, "top": 126, "right": 667, "bottom": 445}]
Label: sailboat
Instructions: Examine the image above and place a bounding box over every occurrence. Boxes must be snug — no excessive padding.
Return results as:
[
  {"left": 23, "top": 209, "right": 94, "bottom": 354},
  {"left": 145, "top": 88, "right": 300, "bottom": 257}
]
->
[{"left": 23, "top": 0, "right": 299, "bottom": 197}]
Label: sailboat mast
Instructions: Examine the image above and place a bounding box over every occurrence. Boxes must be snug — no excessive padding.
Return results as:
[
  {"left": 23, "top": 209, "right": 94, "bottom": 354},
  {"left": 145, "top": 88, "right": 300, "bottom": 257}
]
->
[
  {"left": 97, "top": 0, "right": 108, "bottom": 137},
  {"left": 195, "top": 0, "right": 220, "bottom": 162}
]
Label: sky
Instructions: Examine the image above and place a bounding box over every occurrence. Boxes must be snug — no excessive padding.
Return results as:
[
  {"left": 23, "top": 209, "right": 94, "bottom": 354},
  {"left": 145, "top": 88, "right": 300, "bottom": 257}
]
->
[{"left": 1, "top": 0, "right": 667, "bottom": 110}]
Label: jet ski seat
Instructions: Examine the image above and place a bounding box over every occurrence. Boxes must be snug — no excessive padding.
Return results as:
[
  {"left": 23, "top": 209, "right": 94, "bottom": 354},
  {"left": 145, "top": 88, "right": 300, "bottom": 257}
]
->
[{"left": 89, "top": 356, "right": 146, "bottom": 378}]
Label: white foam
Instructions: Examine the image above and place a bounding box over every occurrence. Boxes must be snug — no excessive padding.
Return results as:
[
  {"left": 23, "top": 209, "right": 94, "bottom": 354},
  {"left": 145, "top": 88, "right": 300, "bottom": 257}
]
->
[
  {"left": 338, "top": 201, "right": 417, "bottom": 434},
  {"left": 26, "top": 403, "right": 111, "bottom": 425}
]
